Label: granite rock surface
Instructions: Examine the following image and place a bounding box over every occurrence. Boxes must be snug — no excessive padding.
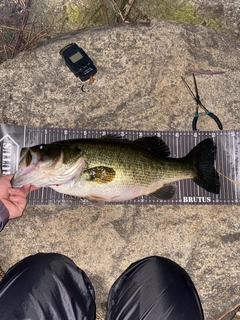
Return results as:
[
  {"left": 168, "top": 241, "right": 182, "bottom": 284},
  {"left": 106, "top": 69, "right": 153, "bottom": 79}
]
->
[{"left": 0, "top": 20, "right": 240, "bottom": 319}]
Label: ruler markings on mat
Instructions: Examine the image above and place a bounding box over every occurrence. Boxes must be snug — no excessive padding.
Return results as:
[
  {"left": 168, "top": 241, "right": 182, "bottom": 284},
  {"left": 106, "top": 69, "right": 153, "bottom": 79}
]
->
[{"left": 0, "top": 124, "right": 239, "bottom": 205}]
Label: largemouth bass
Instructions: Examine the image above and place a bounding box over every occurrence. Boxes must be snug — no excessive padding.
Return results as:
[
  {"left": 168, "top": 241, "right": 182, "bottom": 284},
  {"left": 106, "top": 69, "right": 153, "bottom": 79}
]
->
[{"left": 11, "top": 136, "right": 220, "bottom": 204}]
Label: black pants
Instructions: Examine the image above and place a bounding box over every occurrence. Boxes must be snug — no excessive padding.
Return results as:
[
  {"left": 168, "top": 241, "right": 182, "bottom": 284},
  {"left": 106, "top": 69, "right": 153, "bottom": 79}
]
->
[{"left": 0, "top": 253, "right": 204, "bottom": 319}]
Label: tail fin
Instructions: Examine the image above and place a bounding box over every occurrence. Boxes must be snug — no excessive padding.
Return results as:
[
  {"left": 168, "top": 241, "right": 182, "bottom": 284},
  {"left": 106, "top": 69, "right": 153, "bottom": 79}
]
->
[{"left": 186, "top": 138, "right": 220, "bottom": 194}]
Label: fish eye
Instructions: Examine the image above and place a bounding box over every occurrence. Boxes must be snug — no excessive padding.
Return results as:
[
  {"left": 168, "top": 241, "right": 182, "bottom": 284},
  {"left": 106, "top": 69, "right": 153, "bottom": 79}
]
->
[{"left": 39, "top": 144, "right": 44, "bottom": 150}]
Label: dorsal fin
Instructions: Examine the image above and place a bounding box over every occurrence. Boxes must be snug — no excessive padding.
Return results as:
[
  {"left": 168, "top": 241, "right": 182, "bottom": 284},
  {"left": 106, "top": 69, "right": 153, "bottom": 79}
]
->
[
  {"left": 100, "top": 134, "right": 122, "bottom": 140},
  {"left": 133, "top": 136, "right": 170, "bottom": 157},
  {"left": 99, "top": 135, "right": 170, "bottom": 157},
  {"left": 99, "top": 135, "right": 130, "bottom": 143}
]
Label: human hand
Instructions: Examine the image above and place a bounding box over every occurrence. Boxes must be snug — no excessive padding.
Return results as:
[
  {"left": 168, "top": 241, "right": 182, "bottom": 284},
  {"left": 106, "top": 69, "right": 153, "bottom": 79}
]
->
[{"left": 0, "top": 174, "right": 38, "bottom": 219}]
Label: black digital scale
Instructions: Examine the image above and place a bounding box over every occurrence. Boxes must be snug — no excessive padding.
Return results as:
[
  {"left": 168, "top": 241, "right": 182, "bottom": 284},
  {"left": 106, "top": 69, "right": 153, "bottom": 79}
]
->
[{"left": 60, "top": 43, "right": 97, "bottom": 82}]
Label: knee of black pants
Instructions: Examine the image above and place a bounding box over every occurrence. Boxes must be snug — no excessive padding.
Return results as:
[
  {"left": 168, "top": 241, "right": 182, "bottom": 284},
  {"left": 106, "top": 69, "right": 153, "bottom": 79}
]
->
[
  {"left": 0, "top": 252, "right": 95, "bottom": 296},
  {"left": 1, "top": 252, "right": 77, "bottom": 276},
  {"left": 106, "top": 256, "right": 204, "bottom": 320},
  {"left": 0, "top": 252, "right": 96, "bottom": 320},
  {"left": 0, "top": 252, "right": 71, "bottom": 284}
]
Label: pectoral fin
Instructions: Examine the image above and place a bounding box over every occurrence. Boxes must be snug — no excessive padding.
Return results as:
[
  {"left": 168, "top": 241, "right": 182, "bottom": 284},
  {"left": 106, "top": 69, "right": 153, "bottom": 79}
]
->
[
  {"left": 150, "top": 184, "right": 176, "bottom": 200},
  {"left": 83, "top": 166, "right": 116, "bottom": 183}
]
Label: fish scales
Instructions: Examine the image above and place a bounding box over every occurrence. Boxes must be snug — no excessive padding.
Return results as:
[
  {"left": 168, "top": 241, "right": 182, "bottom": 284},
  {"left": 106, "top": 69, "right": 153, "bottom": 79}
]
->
[{"left": 76, "top": 139, "right": 192, "bottom": 182}]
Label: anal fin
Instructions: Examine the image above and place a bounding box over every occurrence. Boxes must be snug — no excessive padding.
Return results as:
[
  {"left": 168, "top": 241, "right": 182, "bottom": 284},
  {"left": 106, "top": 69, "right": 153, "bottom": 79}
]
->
[{"left": 150, "top": 184, "right": 176, "bottom": 200}]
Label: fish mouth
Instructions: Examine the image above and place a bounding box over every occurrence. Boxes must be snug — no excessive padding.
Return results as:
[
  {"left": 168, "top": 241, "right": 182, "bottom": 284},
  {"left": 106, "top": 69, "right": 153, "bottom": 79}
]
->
[
  {"left": 11, "top": 164, "right": 37, "bottom": 187},
  {"left": 11, "top": 149, "right": 86, "bottom": 188},
  {"left": 11, "top": 148, "right": 39, "bottom": 187}
]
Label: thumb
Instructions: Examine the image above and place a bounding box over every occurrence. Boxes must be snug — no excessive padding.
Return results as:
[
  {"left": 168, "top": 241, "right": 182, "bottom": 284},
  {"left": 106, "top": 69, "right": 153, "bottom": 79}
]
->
[{"left": 20, "top": 184, "right": 31, "bottom": 195}]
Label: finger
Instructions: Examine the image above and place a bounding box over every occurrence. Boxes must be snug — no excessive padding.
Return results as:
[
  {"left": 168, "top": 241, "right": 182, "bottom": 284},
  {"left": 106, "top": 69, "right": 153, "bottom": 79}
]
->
[
  {"left": 3, "top": 196, "right": 26, "bottom": 218},
  {"left": 8, "top": 187, "right": 28, "bottom": 197},
  {"left": 9, "top": 195, "right": 27, "bottom": 209},
  {"left": 20, "top": 184, "right": 31, "bottom": 194},
  {"left": 3, "top": 174, "right": 14, "bottom": 181},
  {"left": 21, "top": 184, "right": 40, "bottom": 193},
  {"left": 30, "top": 185, "right": 41, "bottom": 191}
]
